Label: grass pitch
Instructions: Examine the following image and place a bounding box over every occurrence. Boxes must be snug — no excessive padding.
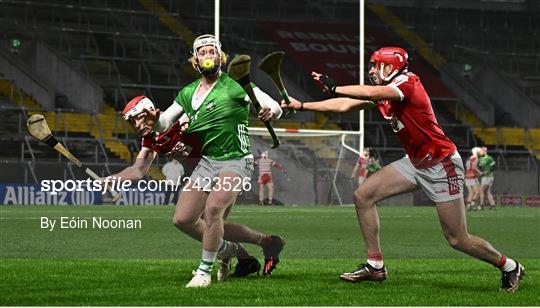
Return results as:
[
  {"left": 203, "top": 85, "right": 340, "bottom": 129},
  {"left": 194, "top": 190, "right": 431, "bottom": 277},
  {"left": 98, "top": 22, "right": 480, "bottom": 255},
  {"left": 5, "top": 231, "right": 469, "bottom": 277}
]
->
[{"left": 1, "top": 205, "right": 539, "bottom": 305}]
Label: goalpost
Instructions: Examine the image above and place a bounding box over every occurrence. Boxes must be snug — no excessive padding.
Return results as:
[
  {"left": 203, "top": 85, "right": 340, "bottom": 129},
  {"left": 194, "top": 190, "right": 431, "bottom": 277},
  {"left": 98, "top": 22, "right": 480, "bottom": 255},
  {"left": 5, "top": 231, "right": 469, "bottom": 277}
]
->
[
  {"left": 249, "top": 127, "right": 362, "bottom": 205},
  {"left": 359, "top": 0, "right": 365, "bottom": 158},
  {"left": 214, "top": 0, "right": 366, "bottom": 205}
]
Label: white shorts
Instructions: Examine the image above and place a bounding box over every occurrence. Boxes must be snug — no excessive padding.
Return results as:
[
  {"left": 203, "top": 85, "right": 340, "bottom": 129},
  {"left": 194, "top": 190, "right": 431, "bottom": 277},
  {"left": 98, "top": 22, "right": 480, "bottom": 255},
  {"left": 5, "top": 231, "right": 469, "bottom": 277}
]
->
[
  {"left": 481, "top": 176, "right": 494, "bottom": 186},
  {"left": 391, "top": 151, "right": 464, "bottom": 203},
  {"left": 190, "top": 155, "right": 254, "bottom": 190},
  {"left": 465, "top": 178, "right": 479, "bottom": 187}
]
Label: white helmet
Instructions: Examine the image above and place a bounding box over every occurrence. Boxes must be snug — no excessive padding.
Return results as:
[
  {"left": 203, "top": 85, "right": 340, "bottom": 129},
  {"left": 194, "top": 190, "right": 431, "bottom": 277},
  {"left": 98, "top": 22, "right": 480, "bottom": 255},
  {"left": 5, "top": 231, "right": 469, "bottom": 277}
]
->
[
  {"left": 192, "top": 34, "right": 222, "bottom": 74},
  {"left": 122, "top": 95, "right": 155, "bottom": 121},
  {"left": 192, "top": 34, "right": 222, "bottom": 56}
]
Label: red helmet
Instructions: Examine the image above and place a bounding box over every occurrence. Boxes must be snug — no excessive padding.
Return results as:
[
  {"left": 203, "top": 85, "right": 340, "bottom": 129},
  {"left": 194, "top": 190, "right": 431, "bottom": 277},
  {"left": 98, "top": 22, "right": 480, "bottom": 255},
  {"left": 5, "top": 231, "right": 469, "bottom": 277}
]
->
[
  {"left": 122, "top": 96, "right": 155, "bottom": 121},
  {"left": 369, "top": 47, "right": 409, "bottom": 82}
]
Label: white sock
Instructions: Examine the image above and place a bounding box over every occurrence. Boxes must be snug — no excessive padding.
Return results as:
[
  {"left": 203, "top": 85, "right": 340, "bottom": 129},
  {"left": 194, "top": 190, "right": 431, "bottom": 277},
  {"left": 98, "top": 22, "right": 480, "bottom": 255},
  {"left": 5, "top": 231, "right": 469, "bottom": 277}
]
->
[
  {"left": 502, "top": 258, "right": 517, "bottom": 272},
  {"left": 367, "top": 259, "right": 384, "bottom": 269},
  {"left": 197, "top": 250, "right": 217, "bottom": 275}
]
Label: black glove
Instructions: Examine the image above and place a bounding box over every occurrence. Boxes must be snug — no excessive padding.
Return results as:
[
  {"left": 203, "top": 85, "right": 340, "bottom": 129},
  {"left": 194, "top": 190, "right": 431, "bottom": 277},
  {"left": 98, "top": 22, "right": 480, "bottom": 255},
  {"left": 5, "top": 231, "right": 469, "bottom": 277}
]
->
[{"left": 318, "top": 74, "right": 337, "bottom": 97}]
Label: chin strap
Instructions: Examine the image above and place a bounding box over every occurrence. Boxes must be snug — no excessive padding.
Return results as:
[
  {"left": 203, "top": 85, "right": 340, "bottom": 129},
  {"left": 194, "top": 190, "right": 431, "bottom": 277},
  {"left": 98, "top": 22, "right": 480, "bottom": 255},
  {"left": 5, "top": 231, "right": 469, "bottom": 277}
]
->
[{"left": 379, "top": 63, "right": 399, "bottom": 82}]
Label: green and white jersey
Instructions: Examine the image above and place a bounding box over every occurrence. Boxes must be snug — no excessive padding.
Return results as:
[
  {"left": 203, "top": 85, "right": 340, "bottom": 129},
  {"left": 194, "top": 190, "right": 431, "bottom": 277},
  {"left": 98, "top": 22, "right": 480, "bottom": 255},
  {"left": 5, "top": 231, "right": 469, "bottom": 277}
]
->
[
  {"left": 478, "top": 154, "right": 496, "bottom": 177},
  {"left": 174, "top": 72, "right": 252, "bottom": 161}
]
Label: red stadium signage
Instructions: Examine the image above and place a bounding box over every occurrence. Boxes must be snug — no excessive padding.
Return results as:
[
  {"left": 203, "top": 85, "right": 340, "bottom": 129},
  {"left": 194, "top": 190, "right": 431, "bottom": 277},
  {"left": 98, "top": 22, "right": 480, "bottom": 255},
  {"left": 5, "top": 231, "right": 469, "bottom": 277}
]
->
[
  {"left": 259, "top": 22, "right": 456, "bottom": 98},
  {"left": 260, "top": 22, "right": 360, "bottom": 85},
  {"left": 499, "top": 196, "right": 522, "bottom": 206},
  {"left": 525, "top": 196, "right": 540, "bottom": 207}
]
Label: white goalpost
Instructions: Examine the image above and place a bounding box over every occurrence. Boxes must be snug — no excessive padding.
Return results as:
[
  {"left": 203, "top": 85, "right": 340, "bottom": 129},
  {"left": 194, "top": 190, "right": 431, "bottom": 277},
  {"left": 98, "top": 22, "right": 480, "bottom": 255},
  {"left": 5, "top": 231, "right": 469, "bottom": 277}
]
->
[
  {"left": 249, "top": 127, "right": 362, "bottom": 205},
  {"left": 359, "top": 0, "right": 365, "bottom": 156},
  {"left": 214, "top": 0, "right": 366, "bottom": 205},
  {"left": 214, "top": 0, "right": 220, "bottom": 41}
]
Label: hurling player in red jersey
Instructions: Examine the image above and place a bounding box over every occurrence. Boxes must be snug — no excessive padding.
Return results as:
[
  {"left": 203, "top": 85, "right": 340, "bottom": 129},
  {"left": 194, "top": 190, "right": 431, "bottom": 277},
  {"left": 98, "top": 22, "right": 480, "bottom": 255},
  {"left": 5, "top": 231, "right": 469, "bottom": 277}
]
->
[
  {"left": 111, "top": 96, "right": 265, "bottom": 281},
  {"left": 111, "top": 96, "right": 200, "bottom": 183},
  {"left": 350, "top": 148, "right": 370, "bottom": 187},
  {"left": 464, "top": 147, "right": 482, "bottom": 211},
  {"left": 282, "top": 47, "right": 524, "bottom": 292},
  {"left": 254, "top": 151, "right": 286, "bottom": 206}
]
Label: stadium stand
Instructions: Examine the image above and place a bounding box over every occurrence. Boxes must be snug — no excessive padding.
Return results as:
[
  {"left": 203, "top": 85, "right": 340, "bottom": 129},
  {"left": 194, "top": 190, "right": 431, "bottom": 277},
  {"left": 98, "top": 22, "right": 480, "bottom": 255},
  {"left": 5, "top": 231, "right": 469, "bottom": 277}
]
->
[{"left": 0, "top": 0, "right": 538, "bottom": 199}]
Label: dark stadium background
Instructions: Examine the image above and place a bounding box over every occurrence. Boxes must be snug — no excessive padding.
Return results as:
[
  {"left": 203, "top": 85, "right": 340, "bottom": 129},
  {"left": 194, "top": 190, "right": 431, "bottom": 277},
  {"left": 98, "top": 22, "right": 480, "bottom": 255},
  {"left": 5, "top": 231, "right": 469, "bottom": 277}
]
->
[{"left": 0, "top": 0, "right": 538, "bottom": 305}]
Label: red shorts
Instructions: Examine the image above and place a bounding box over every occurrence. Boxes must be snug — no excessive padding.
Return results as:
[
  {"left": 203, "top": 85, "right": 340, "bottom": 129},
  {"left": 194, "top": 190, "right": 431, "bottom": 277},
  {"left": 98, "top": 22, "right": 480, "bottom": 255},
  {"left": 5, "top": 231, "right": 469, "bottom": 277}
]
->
[{"left": 258, "top": 173, "right": 272, "bottom": 184}]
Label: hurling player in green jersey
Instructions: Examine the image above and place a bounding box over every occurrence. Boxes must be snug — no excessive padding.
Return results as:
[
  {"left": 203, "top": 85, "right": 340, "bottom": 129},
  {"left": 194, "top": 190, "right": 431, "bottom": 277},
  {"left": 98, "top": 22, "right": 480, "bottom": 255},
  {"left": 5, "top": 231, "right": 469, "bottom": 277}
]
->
[
  {"left": 142, "top": 34, "right": 285, "bottom": 288},
  {"left": 478, "top": 147, "right": 496, "bottom": 210}
]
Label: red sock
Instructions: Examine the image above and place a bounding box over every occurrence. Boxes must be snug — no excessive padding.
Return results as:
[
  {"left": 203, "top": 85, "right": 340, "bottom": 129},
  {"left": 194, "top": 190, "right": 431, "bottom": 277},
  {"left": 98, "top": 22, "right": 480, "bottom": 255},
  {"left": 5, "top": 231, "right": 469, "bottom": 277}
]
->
[
  {"left": 497, "top": 255, "right": 507, "bottom": 269},
  {"left": 367, "top": 251, "right": 383, "bottom": 261}
]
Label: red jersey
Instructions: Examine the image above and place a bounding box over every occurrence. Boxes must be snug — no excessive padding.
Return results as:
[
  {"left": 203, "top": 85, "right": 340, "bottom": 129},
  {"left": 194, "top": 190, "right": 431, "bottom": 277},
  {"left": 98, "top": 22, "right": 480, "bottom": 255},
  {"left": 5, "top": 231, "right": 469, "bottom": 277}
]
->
[
  {"left": 465, "top": 155, "right": 481, "bottom": 179},
  {"left": 255, "top": 158, "right": 283, "bottom": 175},
  {"left": 141, "top": 122, "right": 201, "bottom": 171},
  {"left": 356, "top": 156, "right": 368, "bottom": 177},
  {"left": 377, "top": 72, "right": 456, "bottom": 168}
]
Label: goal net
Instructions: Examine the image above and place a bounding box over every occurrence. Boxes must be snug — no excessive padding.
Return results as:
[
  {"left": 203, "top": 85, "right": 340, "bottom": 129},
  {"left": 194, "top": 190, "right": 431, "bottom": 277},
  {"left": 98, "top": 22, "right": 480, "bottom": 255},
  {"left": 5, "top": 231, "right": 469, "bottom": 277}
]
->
[{"left": 247, "top": 127, "right": 362, "bottom": 205}]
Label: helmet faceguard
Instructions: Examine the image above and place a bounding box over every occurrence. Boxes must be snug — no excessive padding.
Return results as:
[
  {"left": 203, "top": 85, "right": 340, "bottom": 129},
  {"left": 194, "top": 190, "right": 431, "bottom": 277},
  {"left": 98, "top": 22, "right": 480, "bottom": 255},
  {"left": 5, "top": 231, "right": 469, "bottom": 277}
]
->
[
  {"left": 369, "top": 47, "right": 409, "bottom": 84},
  {"left": 192, "top": 34, "right": 222, "bottom": 76}
]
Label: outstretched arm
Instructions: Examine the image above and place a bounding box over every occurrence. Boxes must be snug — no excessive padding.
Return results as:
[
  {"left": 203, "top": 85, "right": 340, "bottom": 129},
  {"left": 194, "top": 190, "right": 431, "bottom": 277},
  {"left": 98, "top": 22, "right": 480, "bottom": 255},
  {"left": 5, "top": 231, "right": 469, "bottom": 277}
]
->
[
  {"left": 312, "top": 72, "right": 402, "bottom": 102},
  {"left": 281, "top": 96, "right": 375, "bottom": 113},
  {"left": 110, "top": 148, "right": 157, "bottom": 182},
  {"left": 271, "top": 161, "right": 285, "bottom": 171},
  {"left": 335, "top": 84, "right": 401, "bottom": 102}
]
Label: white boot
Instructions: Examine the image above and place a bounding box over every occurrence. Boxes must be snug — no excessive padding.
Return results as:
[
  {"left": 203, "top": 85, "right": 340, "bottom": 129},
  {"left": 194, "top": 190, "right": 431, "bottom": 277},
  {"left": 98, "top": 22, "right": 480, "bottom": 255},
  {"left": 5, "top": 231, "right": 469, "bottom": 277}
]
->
[{"left": 186, "top": 270, "right": 211, "bottom": 288}]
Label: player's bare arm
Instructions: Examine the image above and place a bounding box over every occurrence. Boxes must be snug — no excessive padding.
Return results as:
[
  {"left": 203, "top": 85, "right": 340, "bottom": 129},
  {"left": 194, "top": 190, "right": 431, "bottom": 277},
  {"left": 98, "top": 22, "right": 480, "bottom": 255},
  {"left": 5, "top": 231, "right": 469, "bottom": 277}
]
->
[
  {"left": 110, "top": 148, "right": 157, "bottom": 182},
  {"left": 336, "top": 84, "right": 401, "bottom": 102},
  {"left": 281, "top": 96, "right": 374, "bottom": 113},
  {"left": 312, "top": 71, "right": 401, "bottom": 101}
]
